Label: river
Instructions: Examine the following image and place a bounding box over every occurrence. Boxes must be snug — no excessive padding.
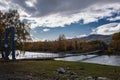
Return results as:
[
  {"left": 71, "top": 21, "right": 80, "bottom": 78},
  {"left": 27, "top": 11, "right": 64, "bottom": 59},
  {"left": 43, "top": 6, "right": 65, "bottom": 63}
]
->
[
  {"left": 55, "top": 55, "right": 120, "bottom": 66},
  {"left": 1, "top": 51, "right": 120, "bottom": 66}
]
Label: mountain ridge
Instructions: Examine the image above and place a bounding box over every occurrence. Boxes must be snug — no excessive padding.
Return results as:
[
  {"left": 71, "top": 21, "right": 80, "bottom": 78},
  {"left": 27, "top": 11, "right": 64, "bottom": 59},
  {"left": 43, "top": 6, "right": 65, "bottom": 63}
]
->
[{"left": 78, "top": 34, "right": 112, "bottom": 43}]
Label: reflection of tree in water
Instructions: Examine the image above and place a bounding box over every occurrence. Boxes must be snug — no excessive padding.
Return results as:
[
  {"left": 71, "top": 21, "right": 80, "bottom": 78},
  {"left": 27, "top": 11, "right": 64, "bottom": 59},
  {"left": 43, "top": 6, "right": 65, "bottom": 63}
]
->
[{"left": 109, "top": 56, "right": 120, "bottom": 66}]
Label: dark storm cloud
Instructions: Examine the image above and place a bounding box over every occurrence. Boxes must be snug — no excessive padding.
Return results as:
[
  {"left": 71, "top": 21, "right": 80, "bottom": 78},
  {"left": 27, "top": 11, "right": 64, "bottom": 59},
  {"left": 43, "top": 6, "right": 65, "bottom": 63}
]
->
[
  {"left": 11, "top": 0, "right": 37, "bottom": 14},
  {"left": 10, "top": 0, "right": 120, "bottom": 17},
  {"left": 34, "top": 0, "right": 96, "bottom": 16}
]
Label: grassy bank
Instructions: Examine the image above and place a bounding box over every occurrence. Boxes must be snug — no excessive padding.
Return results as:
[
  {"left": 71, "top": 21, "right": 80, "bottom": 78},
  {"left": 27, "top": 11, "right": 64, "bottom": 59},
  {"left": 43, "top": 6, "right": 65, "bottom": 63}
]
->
[{"left": 0, "top": 60, "right": 120, "bottom": 80}]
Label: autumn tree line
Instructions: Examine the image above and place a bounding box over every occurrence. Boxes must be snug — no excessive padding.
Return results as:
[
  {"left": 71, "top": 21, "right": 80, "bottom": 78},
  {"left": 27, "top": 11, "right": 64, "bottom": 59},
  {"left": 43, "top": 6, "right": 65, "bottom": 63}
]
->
[
  {"left": 24, "top": 32, "right": 120, "bottom": 55},
  {"left": 107, "top": 32, "right": 120, "bottom": 54},
  {"left": 25, "top": 36, "right": 106, "bottom": 53}
]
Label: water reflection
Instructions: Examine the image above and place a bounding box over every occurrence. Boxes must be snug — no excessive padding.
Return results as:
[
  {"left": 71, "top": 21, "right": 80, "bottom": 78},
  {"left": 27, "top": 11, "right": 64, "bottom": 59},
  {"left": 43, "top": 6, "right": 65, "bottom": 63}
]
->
[
  {"left": 55, "top": 55, "right": 120, "bottom": 66},
  {"left": 55, "top": 55, "right": 96, "bottom": 61},
  {"left": 1, "top": 51, "right": 120, "bottom": 66},
  {"left": 82, "top": 55, "right": 120, "bottom": 66}
]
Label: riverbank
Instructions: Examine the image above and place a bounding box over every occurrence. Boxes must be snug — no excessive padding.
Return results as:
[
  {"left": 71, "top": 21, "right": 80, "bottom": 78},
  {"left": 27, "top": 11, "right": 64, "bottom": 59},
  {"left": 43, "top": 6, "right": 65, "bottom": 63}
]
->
[{"left": 0, "top": 60, "right": 120, "bottom": 80}]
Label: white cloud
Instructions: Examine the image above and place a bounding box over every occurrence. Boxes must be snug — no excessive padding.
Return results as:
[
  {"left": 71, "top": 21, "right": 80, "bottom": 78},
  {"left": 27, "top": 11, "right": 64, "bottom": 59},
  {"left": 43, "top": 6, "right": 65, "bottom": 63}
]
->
[
  {"left": 67, "top": 34, "right": 87, "bottom": 39},
  {"left": 0, "top": 0, "right": 31, "bottom": 17},
  {"left": 43, "top": 28, "right": 50, "bottom": 32},
  {"left": 0, "top": 1, "right": 120, "bottom": 29},
  {"left": 19, "top": 9, "right": 31, "bottom": 18},
  {"left": 76, "top": 34, "right": 87, "bottom": 38},
  {"left": 33, "top": 30, "right": 37, "bottom": 33},
  {"left": 81, "top": 3, "right": 120, "bottom": 23},
  {"left": 25, "top": 1, "right": 34, "bottom": 7},
  {"left": 107, "top": 16, "right": 120, "bottom": 21},
  {"left": 25, "top": 0, "right": 37, "bottom": 7},
  {"left": 20, "top": 3, "right": 120, "bottom": 29},
  {"left": 91, "top": 23, "right": 120, "bottom": 35},
  {"left": 33, "top": 38, "right": 45, "bottom": 42}
]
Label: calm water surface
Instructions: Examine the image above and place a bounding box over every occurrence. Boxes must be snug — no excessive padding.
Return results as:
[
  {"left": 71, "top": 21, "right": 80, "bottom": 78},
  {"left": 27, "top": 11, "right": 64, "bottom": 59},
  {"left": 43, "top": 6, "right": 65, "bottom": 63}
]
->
[
  {"left": 55, "top": 55, "right": 120, "bottom": 66},
  {"left": 2, "top": 51, "right": 120, "bottom": 66}
]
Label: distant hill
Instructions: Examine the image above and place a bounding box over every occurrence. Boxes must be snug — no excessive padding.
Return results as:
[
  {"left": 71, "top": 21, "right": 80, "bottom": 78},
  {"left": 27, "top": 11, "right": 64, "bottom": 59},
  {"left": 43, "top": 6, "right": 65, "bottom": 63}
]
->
[{"left": 79, "top": 34, "right": 112, "bottom": 43}]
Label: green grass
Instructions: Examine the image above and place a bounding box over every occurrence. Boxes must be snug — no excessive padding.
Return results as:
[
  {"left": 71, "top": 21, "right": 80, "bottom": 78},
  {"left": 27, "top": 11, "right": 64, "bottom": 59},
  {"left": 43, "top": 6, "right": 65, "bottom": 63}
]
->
[{"left": 0, "top": 60, "right": 120, "bottom": 79}]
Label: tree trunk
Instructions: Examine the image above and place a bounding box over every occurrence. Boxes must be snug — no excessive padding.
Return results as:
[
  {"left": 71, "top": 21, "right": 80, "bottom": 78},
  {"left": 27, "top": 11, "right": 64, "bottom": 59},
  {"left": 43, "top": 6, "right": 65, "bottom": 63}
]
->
[{"left": 1, "top": 51, "right": 5, "bottom": 59}]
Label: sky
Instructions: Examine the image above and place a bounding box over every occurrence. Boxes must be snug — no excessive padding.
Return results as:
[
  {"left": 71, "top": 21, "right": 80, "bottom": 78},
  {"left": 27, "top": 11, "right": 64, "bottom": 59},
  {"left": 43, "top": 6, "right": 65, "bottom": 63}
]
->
[{"left": 0, "top": 0, "right": 120, "bottom": 41}]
